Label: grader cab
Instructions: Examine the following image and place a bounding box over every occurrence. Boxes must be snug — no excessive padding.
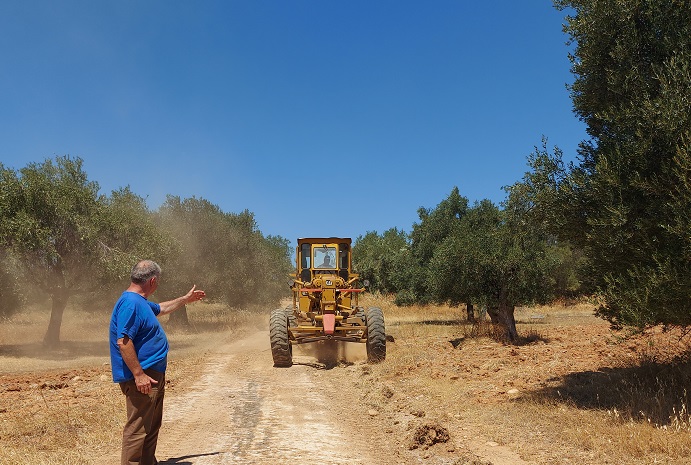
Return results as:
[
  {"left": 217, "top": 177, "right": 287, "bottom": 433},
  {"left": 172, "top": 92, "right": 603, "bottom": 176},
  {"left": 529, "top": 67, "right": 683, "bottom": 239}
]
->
[{"left": 270, "top": 237, "right": 386, "bottom": 367}]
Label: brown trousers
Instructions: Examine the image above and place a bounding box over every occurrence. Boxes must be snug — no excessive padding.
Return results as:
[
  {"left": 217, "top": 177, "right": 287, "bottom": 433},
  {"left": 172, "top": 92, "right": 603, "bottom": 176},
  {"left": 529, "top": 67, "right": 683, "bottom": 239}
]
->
[{"left": 119, "top": 369, "right": 166, "bottom": 465}]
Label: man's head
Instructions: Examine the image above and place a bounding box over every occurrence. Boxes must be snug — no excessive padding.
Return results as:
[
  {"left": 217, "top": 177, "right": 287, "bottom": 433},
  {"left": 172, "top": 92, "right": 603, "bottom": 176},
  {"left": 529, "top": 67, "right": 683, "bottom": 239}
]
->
[{"left": 131, "top": 260, "right": 161, "bottom": 285}]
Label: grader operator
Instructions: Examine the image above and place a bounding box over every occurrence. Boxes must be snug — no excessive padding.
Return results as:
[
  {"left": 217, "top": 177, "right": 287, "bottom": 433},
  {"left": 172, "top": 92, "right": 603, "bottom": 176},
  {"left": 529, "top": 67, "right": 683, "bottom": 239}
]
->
[{"left": 269, "top": 237, "right": 386, "bottom": 367}]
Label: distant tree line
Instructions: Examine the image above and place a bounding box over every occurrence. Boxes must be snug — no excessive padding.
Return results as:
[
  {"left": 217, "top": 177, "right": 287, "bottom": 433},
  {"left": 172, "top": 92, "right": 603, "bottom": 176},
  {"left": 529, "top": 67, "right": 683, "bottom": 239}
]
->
[
  {"left": 354, "top": 0, "right": 691, "bottom": 340},
  {"left": 0, "top": 156, "right": 292, "bottom": 346}
]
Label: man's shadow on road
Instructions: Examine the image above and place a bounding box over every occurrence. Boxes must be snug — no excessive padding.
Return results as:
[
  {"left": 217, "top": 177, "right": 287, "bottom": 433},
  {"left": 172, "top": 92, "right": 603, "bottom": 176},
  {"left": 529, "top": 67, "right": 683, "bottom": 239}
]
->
[{"left": 159, "top": 452, "right": 220, "bottom": 464}]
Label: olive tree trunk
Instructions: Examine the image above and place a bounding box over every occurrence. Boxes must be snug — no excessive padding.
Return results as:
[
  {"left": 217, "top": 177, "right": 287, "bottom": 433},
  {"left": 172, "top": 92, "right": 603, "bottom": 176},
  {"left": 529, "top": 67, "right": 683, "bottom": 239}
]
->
[
  {"left": 487, "top": 297, "right": 519, "bottom": 343},
  {"left": 487, "top": 306, "right": 500, "bottom": 325},
  {"left": 44, "top": 289, "right": 69, "bottom": 347},
  {"left": 496, "top": 302, "right": 518, "bottom": 342}
]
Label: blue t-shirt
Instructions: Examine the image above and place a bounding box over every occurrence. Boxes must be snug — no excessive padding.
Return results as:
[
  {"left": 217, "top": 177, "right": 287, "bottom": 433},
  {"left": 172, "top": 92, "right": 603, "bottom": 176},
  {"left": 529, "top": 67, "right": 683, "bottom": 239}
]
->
[{"left": 109, "top": 291, "right": 168, "bottom": 383}]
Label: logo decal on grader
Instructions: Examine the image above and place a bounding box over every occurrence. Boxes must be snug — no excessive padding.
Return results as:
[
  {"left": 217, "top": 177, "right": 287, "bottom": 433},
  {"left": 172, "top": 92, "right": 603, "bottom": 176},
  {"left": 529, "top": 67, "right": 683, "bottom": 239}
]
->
[{"left": 270, "top": 237, "right": 386, "bottom": 367}]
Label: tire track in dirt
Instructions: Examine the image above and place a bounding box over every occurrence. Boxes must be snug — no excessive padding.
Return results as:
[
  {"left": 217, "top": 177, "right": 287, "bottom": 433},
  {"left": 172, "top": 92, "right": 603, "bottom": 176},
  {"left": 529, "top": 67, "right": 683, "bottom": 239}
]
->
[{"left": 156, "top": 331, "right": 372, "bottom": 464}]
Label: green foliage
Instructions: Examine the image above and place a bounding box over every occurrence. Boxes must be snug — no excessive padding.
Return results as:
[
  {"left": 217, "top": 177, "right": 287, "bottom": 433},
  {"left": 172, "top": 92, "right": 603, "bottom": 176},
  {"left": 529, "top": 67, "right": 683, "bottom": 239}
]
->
[
  {"left": 0, "top": 156, "right": 112, "bottom": 344},
  {"left": 410, "top": 186, "right": 468, "bottom": 264},
  {"left": 0, "top": 156, "right": 103, "bottom": 296},
  {"left": 97, "top": 187, "right": 174, "bottom": 286},
  {"left": 393, "top": 289, "right": 418, "bottom": 307},
  {"left": 499, "top": 140, "right": 588, "bottom": 297},
  {"left": 426, "top": 199, "right": 500, "bottom": 307},
  {"left": 551, "top": 0, "right": 691, "bottom": 328},
  {"left": 427, "top": 196, "right": 559, "bottom": 311},
  {"left": 549, "top": 242, "right": 587, "bottom": 298},
  {"left": 352, "top": 231, "right": 383, "bottom": 290},
  {"left": 0, "top": 158, "right": 172, "bottom": 300},
  {"left": 353, "top": 228, "right": 422, "bottom": 299},
  {"left": 406, "top": 187, "right": 472, "bottom": 305},
  {"left": 414, "top": 186, "right": 560, "bottom": 310}
]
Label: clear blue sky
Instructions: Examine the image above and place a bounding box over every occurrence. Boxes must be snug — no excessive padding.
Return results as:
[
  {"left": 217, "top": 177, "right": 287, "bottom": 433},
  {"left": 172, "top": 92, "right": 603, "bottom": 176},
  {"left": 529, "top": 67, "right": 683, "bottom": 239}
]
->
[{"left": 0, "top": 1, "right": 585, "bottom": 244}]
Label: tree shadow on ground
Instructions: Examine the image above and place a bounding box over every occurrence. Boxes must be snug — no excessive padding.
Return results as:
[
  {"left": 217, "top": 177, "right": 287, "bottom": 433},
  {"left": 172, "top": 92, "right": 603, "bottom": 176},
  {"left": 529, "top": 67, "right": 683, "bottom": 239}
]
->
[
  {"left": 449, "top": 328, "right": 550, "bottom": 348},
  {"left": 421, "top": 319, "right": 467, "bottom": 326},
  {"left": 523, "top": 356, "right": 691, "bottom": 427},
  {"left": 0, "top": 340, "right": 109, "bottom": 360}
]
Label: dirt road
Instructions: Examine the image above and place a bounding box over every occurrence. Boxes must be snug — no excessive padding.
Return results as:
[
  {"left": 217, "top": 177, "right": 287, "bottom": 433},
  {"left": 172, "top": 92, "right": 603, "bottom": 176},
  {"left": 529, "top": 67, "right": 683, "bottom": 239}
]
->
[
  {"left": 105, "top": 331, "right": 382, "bottom": 465},
  {"left": 115, "top": 328, "right": 531, "bottom": 465}
]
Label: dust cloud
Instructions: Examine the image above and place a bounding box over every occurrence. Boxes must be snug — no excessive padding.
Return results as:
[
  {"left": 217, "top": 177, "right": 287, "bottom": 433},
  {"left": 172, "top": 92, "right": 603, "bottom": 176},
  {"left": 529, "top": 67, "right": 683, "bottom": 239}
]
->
[{"left": 295, "top": 340, "right": 367, "bottom": 368}]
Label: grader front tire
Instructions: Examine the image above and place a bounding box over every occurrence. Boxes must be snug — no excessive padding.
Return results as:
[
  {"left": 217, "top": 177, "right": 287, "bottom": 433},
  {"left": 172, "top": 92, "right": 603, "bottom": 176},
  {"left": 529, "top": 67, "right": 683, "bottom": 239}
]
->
[
  {"left": 366, "top": 307, "right": 386, "bottom": 363},
  {"left": 285, "top": 308, "right": 297, "bottom": 327},
  {"left": 270, "top": 308, "right": 293, "bottom": 367}
]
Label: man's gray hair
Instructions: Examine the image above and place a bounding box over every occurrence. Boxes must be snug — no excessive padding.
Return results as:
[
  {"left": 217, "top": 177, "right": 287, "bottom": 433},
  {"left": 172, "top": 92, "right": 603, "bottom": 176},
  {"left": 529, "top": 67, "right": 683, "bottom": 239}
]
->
[{"left": 130, "top": 260, "right": 161, "bottom": 284}]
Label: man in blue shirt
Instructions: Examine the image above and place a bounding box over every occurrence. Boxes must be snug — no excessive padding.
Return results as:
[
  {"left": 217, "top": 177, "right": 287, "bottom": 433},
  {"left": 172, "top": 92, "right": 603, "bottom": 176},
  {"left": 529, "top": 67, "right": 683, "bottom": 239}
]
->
[{"left": 110, "top": 260, "right": 205, "bottom": 465}]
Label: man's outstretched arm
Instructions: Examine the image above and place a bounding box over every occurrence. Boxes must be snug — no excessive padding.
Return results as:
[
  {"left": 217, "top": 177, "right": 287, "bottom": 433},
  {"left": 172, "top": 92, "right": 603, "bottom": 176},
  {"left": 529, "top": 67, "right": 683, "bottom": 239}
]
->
[{"left": 158, "top": 285, "right": 206, "bottom": 316}]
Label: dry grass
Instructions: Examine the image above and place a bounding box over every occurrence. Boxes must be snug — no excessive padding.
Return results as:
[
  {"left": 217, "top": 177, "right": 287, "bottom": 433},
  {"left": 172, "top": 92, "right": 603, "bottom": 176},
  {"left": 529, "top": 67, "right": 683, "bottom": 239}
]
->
[
  {"left": 357, "top": 294, "right": 691, "bottom": 464},
  {"left": 0, "top": 368, "right": 122, "bottom": 465}
]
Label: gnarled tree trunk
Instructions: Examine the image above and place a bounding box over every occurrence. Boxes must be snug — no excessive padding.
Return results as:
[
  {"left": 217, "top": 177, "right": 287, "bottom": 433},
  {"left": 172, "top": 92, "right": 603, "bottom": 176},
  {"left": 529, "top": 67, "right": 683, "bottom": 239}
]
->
[
  {"left": 487, "top": 291, "right": 519, "bottom": 343},
  {"left": 487, "top": 306, "right": 500, "bottom": 325},
  {"left": 44, "top": 288, "right": 69, "bottom": 347},
  {"left": 496, "top": 302, "right": 518, "bottom": 342}
]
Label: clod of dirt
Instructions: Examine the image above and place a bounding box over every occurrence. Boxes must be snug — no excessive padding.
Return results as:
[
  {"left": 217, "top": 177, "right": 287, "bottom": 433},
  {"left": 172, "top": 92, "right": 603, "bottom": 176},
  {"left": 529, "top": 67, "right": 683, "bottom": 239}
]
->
[
  {"left": 40, "top": 381, "right": 69, "bottom": 390},
  {"left": 381, "top": 385, "right": 394, "bottom": 399},
  {"left": 408, "top": 422, "right": 450, "bottom": 450}
]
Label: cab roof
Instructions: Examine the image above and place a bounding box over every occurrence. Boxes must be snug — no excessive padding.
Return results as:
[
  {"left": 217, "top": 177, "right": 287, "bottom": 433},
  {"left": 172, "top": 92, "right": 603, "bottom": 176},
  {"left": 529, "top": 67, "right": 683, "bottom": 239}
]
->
[{"left": 297, "top": 238, "right": 352, "bottom": 245}]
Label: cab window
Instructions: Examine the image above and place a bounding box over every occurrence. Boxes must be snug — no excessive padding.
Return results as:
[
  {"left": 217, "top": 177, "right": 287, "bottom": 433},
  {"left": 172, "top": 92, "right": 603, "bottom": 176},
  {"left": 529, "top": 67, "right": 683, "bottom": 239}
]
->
[
  {"left": 314, "top": 246, "right": 337, "bottom": 269},
  {"left": 300, "top": 243, "right": 311, "bottom": 268}
]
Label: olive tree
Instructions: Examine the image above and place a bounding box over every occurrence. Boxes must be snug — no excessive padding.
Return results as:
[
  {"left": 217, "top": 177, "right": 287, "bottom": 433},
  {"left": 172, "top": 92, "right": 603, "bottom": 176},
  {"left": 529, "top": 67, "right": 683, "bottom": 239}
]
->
[
  {"left": 410, "top": 187, "right": 476, "bottom": 315},
  {"left": 548, "top": 0, "right": 691, "bottom": 327},
  {"left": 0, "top": 157, "right": 168, "bottom": 345},
  {"left": 427, "top": 194, "right": 560, "bottom": 342},
  {"left": 0, "top": 157, "right": 107, "bottom": 345}
]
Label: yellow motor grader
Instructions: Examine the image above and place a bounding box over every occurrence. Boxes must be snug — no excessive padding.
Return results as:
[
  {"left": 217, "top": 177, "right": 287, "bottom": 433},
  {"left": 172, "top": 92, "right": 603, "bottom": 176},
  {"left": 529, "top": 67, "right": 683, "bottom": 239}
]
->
[{"left": 270, "top": 237, "right": 386, "bottom": 367}]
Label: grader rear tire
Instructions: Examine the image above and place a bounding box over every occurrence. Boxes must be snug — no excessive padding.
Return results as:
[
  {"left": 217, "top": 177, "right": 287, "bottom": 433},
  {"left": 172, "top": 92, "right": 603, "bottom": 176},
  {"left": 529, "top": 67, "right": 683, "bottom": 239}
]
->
[
  {"left": 270, "top": 308, "right": 293, "bottom": 367},
  {"left": 365, "top": 307, "right": 386, "bottom": 363}
]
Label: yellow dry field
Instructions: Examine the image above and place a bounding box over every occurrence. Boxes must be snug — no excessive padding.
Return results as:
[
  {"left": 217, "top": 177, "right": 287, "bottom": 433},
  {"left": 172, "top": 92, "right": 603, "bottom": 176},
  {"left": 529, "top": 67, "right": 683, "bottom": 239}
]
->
[{"left": 1, "top": 296, "right": 691, "bottom": 464}]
